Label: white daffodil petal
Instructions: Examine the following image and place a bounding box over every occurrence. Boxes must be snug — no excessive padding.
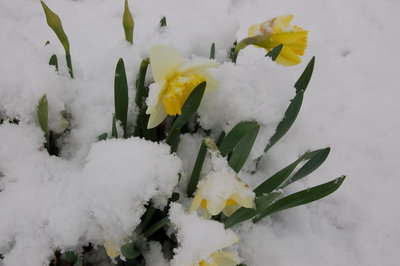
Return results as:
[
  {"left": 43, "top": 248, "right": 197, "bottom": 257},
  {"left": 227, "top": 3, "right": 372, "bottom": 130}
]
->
[
  {"left": 189, "top": 190, "right": 203, "bottom": 213},
  {"left": 207, "top": 199, "right": 226, "bottom": 216},
  {"left": 190, "top": 68, "right": 219, "bottom": 92},
  {"left": 211, "top": 252, "right": 240, "bottom": 266},
  {"left": 202, "top": 207, "right": 212, "bottom": 219},
  {"left": 231, "top": 193, "right": 254, "bottom": 209},
  {"left": 147, "top": 100, "right": 167, "bottom": 129},
  {"left": 150, "top": 45, "right": 184, "bottom": 82},
  {"left": 179, "top": 60, "right": 219, "bottom": 74},
  {"left": 146, "top": 81, "right": 165, "bottom": 113}
]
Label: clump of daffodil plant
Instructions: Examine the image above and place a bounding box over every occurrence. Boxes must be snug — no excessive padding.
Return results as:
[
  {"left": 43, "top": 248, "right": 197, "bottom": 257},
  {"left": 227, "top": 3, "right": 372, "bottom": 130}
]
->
[{"left": 31, "top": 3, "right": 345, "bottom": 265}]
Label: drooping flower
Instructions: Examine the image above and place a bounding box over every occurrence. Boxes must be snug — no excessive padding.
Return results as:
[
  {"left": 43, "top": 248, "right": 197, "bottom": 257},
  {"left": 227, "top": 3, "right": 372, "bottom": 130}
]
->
[
  {"left": 234, "top": 15, "right": 308, "bottom": 66},
  {"left": 189, "top": 168, "right": 255, "bottom": 219},
  {"left": 146, "top": 45, "right": 219, "bottom": 129}
]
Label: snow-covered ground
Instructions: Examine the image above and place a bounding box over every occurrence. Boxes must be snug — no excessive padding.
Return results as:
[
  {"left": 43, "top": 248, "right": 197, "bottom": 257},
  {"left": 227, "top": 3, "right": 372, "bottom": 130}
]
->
[{"left": 0, "top": 0, "right": 399, "bottom": 265}]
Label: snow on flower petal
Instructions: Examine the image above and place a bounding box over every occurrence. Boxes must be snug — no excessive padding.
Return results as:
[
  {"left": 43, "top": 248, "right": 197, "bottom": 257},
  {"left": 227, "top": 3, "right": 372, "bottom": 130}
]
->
[
  {"left": 146, "top": 45, "right": 219, "bottom": 128},
  {"left": 189, "top": 167, "right": 255, "bottom": 218},
  {"left": 169, "top": 203, "right": 240, "bottom": 266}
]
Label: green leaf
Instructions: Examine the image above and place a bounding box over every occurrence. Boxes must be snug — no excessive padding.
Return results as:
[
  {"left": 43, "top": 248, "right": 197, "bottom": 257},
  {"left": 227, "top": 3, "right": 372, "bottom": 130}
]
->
[
  {"left": 114, "top": 58, "right": 129, "bottom": 137},
  {"left": 265, "top": 44, "right": 283, "bottom": 61},
  {"left": 120, "top": 242, "right": 141, "bottom": 259},
  {"left": 48, "top": 54, "right": 58, "bottom": 71},
  {"left": 166, "top": 81, "right": 206, "bottom": 152},
  {"left": 41, "top": 1, "right": 73, "bottom": 78},
  {"left": 143, "top": 217, "right": 169, "bottom": 238},
  {"left": 112, "top": 114, "right": 118, "bottom": 138},
  {"left": 224, "top": 207, "right": 257, "bottom": 229},
  {"left": 264, "top": 90, "right": 304, "bottom": 153},
  {"left": 210, "top": 43, "right": 215, "bottom": 59},
  {"left": 254, "top": 148, "right": 330, "bottom": 197},
  {"left": 135, "top": 58, "right": 150, "bottom": 109},
  {"left": 219, "top": 121, "right": 258, "bottom": 156},
  {"left": 37, "top": 95, "right": 49, "bottom": 152},
  {"left": 283, "top": 147, "right": 330, "bottom": 187},
  {"left": 228, "top": 123, "right": 259, "bottom": 173},
  {"left": 254, "top": 176, "right": 346, "bottom": 222},
  {"left": 253, "top": 159, "right": 301, "bottom": 197},
  {"left": 187, "top": 141, "right": 207, "bottom": 197},
  {"left": 224, "top": 192, "right": 281, "bottom": 228},
  {"left": 294, "top": 56, "right": 315, "bottom": 93},
  {"left": 123, "top": 0, "right": 134, "bottom": 44},
  {"left": 159, "top": 16, "right": 167, "bottom": 27}
]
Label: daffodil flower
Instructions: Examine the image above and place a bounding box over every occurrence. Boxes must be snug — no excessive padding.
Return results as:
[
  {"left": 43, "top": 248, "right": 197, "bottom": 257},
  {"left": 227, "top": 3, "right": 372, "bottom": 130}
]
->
[
  {"left": 198, "top": 251, "right": 240, "bottom": 266},
  {"left": 146, "top": 45, "right": 219, "bottom": 129},
  {"left": 189, "top": 168, "right": 255, "bottom": 219},
  {"left": 234, "top": 15, "right": 308, "bottom": 66}
]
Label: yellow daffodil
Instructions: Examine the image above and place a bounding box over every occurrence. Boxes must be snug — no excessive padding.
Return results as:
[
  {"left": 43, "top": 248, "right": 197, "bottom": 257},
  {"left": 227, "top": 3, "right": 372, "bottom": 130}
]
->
[
  {"left": 189, "top": 168, "right": 255, "bottom": 219},
  {"left": 146, "top": 45, "right": 219, "bottom": 129},
  {"left": 198, "top": 251, "right": 240, "bottom": 266},
  {"left": 234, "top": 15, "right": 308, "bottom": 66}
]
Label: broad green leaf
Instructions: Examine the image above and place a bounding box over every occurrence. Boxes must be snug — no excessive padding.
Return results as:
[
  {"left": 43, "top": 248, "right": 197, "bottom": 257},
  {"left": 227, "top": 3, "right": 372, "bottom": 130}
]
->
[
  {"left": 265, "top": 44, "right": 283, "bottom": 61},
  {"left": 166, "top": 82, "right": 206, "bottom": 151},
  {"left": 159, "top": 16, "right": 167, "bottom": 27},
  {"left": 264, "top": 90, "right": 304, "bottom": 153},
  {"left": 143, "top": 217, "right": 169, "bottom": 237},
  {"left": 187, "top": 141, "right": 207, "bottom": 197},
  {"left": 254, "top": 176, "right": 346, "bottom": 222},
  {"left": 294, "top": 56, "right": 315, "bottom": 92},
  {"left": 123, "top": 0, "right": 134, "bottom": 44},
  {"left": 41, "top": 1, "right": 73, "bottom": 78},
  {"left": 121, "top": 242, "right": 141, "bottom": 259},
  {"left": 254, "top": 148, "right": 330, "bottom": 197},
  {"left": 48, "top": 54, "right": 58, "bottom": 71},
  {"left": 112, "top": 114, "right": 118, "bottom": 138},
  {"left": 210, "top": 43, "right": 215, "bottom": 59},
  {"left": 37, "top": 95, "right": 49, "bottom": 150},
  {"left": 253, "top": 159, "right": 301, "bottom": 197},
  {"left": 219, "top": 121, "right": 258, "bottom": 156},
  {"left": 283, "top": 147, "right": 330, "bottom": 187},
  {"left": 228, "top": 123, "right": 259, "bottom": 173},
  {"left": 134, "top": 58, "right": 150, "bottom": 109},
  {"left": 114, "top": 58, "right": 129, "bottom": 137},
  {"left": 224, "top": 192, "right": 281, "bottom": 228}
]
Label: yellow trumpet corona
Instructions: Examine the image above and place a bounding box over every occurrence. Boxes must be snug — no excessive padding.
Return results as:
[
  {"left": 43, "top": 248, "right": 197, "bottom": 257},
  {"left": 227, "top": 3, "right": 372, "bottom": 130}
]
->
[{"left": 146, "top": 46, "right": 219, "bottom": 129}]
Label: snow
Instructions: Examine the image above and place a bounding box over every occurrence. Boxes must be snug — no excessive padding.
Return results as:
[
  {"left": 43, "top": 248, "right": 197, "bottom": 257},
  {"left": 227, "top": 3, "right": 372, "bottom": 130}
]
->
[
  {"left": 169, "top": 203, "right": 239, "bottom": 266},
  {"left": 0, "top": 124, "right": 181, "bottom": 265},
  {"left": 1, "top": 0, "right": 399, "bottom": 265}
]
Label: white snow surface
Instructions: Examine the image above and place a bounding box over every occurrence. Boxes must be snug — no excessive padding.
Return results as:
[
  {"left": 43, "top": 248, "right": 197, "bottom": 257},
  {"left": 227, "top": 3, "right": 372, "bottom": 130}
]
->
[
  {"left": 169, "top": 203, "right": 239, "bottom": 266},
  {"left": 0, "top": 0, "right": 399, "bottom": 265},
  {"left": 0, "top": 124, "right": 181, "bottom": 265}
]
